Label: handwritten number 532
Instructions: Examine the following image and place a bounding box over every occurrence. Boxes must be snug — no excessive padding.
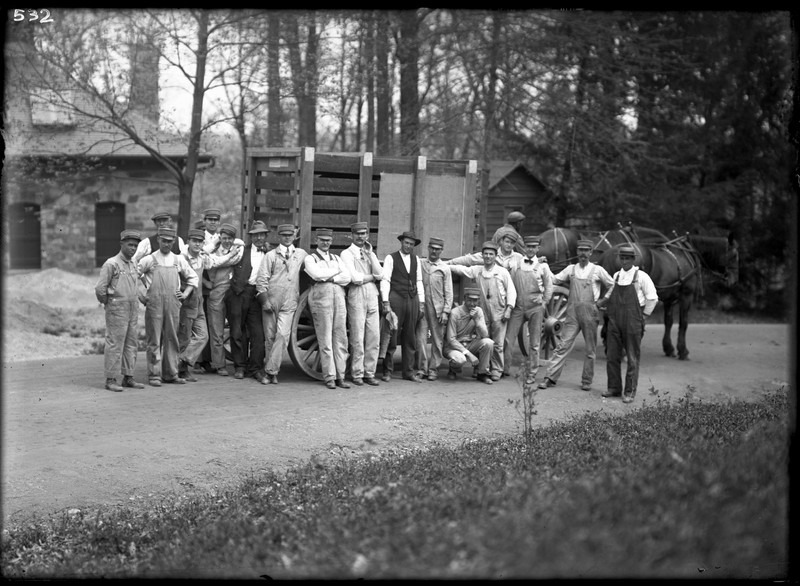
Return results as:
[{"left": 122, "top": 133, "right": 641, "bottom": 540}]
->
[{"left": 13, "top": 9, "right": 54, "bottom": 23}]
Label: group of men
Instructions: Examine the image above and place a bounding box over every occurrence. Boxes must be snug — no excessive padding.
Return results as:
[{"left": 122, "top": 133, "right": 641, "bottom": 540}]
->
[{"left": 95, "top": 210, "right": 657, "bottom": 403}]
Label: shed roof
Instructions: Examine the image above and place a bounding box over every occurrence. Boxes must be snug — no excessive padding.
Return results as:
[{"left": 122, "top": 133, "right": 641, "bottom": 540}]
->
[{"left": 488, "top": 160, "right": 547, "bottom": 192}]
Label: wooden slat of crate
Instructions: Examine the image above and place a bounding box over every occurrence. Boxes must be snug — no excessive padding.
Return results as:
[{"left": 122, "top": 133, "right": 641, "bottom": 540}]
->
[
  {"left": 250, "top": 155, "right": 301, "bottom": 174},
  {"left": 310, "top": 194, "right": 379, "bottom": 212},
  {"left": 254, "top": 174, "right": 297, "bottom": 191}
]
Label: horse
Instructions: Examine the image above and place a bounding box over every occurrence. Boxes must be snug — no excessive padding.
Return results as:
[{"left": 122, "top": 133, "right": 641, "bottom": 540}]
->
[
  {"left": 598, "top": 234, "right": 739, "bottom": 360},
  {"left": 537, "top": 227, "right": 580, "bottom": 274}
]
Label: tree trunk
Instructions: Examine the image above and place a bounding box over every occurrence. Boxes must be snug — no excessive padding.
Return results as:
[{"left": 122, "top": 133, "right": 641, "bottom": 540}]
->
[
  {"left": 178, "top": 10, "right": 209, "bottom": 239},
  {"left": 267, "top": 13, "right": 282, "bottom": 147},
  {"left": 397, "top": 10, "right": 420, "bottom": 156},
  {"left": 364, "top": 11, "right": 375, "bottom": 152},
  {"left": 375, "top": 11, "right": 391, "bottom": 156}
]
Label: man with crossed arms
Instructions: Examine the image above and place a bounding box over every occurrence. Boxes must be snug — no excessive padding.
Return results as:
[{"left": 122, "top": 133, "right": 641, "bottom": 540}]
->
[
  {"left": 303, "top": 228, "right": 352, "bottom": 389},
  {"left": 339, "top": 221, "right": 383, "bottom": 386}
]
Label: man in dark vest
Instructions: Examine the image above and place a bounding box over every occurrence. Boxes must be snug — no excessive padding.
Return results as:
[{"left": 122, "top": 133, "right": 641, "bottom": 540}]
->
[
  {"left": 133, "top": 211, "right": 185, "bottom": 264},
  {"left": 225, "top": 220, "right": 270, "bottom": 381},
  {"left": 380, "top": 230, "right": 425, "bottom": 383}
]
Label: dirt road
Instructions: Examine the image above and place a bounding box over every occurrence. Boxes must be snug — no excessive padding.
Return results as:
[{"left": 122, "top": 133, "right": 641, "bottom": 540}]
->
[{"left": 1, "top": 323, "right": 790, "bottom": 525}]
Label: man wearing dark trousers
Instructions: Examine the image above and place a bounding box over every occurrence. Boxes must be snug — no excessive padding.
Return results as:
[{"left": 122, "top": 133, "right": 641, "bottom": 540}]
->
[
  {"left": 225, "top": 220, "right": 270, "bottom": 382},
  {"left": 601, "top": 245, "right": 658, "bottom": 404},
  {"left": 380, "top": 230, "right": 425, "bottom": 383}
]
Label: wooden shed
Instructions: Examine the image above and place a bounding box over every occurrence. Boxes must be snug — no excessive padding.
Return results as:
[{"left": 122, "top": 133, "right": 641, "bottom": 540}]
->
[{"left": 480, "top": 160, "right": 549, "bottom": 241}]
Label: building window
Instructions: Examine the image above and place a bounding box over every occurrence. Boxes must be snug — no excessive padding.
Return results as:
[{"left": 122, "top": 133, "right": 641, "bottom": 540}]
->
[
  {"left": 7, "top": 202, "right": 42, "bottom": 269},
  {"left": 95, "top": 202, "right": 126, "bottom": 267}
]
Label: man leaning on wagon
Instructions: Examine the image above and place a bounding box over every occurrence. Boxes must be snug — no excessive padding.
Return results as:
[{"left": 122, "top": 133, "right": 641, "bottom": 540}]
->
[
  {"left": 339, "top": 221, "right": 383, "bottom": 387},
  {"left": 415, "top": 236, "right": 453, "bottom": 381},
  {"left": 137, "top": 226, "right": 199, "bottom": 387},
  {"left": 492, "top": 211, "right": 528, "bottom": 255},
  {"left": 504, "top": 234, "right": 553, "bottom": 384},
  {"left": 303, "top": 228, "right": 352, "bottom": 389},
  {"left": 95, "top": 229, "right": 146, "bottom": 392},
  {"left": 256, "top": 224, "right": 308, "bottom": 385}
]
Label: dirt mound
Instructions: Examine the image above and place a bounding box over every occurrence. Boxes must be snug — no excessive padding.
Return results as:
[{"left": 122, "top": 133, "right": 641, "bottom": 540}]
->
[{"left": 3, "top": 268, "right": 100, "bottom": 309}]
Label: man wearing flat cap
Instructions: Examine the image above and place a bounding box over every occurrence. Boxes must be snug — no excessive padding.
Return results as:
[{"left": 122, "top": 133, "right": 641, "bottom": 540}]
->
[
  {"left": 599, "top": 244, "right": 657, "bottom": 404},
  {"left": 226, "top": 220, "right": 271, "bottom": 382},
  {"left": 504, "top": 234, "right": 554, "bottom": 384},
  {"left": 492, "top": 210, "right": 528, "bottom": 255},
  {"left": 176, "top": 228, "right": 242, "bottom": 382},
  {"left": 541, "top": 238, "right": 615, "bottom": 392},
  {"left": 380, "top": 230, "right": 426, "bottom": 383},
  {"left": 199, "top": 222, "right": 245, "bottom": 376},
  {"left": 443, "top": 287, "right": 495, "bottom": 384},
  {"left": 415, "top": 237, "right": 453, "bottom": 381},
  {"left": 448, "top": 241, "right": 516, "bottom": 381},
  {"left": 137, "top": 226, "right": 199, "bottom": 386},
  {"left": 256, "top": 224, "right": 308, "bottom": 384},
  {"left": 200, "top": 208, "right": 223, "bottom": 253},
  {"left": 304, "top": 228, "right": 352, "bottom": 389},
  {"left": 133, "top": 211, "right": 185, "bottom": 264},
  {"left": 447, "top": 231, "right": 521, "bottom": 271},
  {"left": 95, "top": 230, "right": 146, "bottom": 392},
  {"left": 339, "top": 221, "right": 384, "bottom": 386}
]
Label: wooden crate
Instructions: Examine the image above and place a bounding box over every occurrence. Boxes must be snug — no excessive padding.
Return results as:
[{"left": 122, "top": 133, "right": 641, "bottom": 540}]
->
[{"left": 241, "top": 147, "right": 481, "bottom": 261}]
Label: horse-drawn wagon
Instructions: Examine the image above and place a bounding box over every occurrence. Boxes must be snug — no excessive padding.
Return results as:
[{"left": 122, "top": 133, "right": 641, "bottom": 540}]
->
[{"left": 238, "top": 147, "right": 483, "bottom": 380}]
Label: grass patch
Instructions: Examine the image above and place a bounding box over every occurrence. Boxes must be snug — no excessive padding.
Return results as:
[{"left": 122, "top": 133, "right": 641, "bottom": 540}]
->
[{"left": 1, "top": 389, "right": 789, "bottom": 580}]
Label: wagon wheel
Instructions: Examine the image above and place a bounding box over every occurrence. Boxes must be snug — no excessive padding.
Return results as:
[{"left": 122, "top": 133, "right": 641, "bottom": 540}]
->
[
  {"left": 541, "top": 286, "right": 569, "bottom": 361},
  {"left": 516, "top": 285, "right": 569, "bottom": 361},
  {"left": 288, "top": 289, "right": 325, "bottom": 381}
]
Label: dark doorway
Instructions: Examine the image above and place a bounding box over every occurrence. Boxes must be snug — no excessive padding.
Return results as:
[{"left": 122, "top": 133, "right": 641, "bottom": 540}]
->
[
  {"left": 95, "top": 202, "right": 126, "bottom": 267},
  {"left": 7, "top": 202, "right": 42, "bottom": 269}
]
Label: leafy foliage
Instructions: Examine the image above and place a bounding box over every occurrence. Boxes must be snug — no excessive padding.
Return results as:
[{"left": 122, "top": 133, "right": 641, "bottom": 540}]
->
[{"left": 1, "top": 388, "right": 788, "bottom": 579}]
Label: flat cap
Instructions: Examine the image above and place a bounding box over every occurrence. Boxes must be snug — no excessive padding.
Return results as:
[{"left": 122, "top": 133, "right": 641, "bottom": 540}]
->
[
  {"left": 277, "top": 224, "right": 296, "bottom": 236},
  {"left": 151, "top": 211, "right": 172, "bottom": 221},
  {"left": 187, "top": 228, "right": 205, "bottom": 241},
  {"left": 397, "top": 230, "right": 421, "bottom": 246},
  {"left": 523, "top": 235, "right": 540, "bottom": 245},
  {"left": 157, "top": 227, "right": 177, "bottom": 239},
  {"left": 316, "top": 228, "right": 334, "bottom": 238},
  {"left": 577, "top": 239, "right": 594, "bottom": 249},
  {"left": 219, "top": 223, "right": 237, "bottom": 237},
  {"left": 120, "top": 229, "right": 142, "bottom": 242},
  {"left": 481, "top": 241, "right": 499, "bottom": 252},
  {"left": 618, "top": 245, "right": 637, "bottom": 257},
  {"left": 201, "top": 208, "right": 222, "bottom": 219},
  {"left": 499, "top": 232, "right": 518, "bottom": 243},
  {"left": 464, "top": 287, "right": 481, "bottom": 298},
  {"left": 350, "top": 221, "right": 369, "bottom": 232},
  {"left": 507, "top": 211, "right": 526, "bottom": 222},
  {"left": 428, "top": 237, "right": 444, "bottom": 248},
  {"left": 248, "top": 220, "right": 270, "bottom": 234}
]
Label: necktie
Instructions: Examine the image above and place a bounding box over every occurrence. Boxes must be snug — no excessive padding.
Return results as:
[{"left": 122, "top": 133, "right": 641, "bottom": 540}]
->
[
  {"left": 523, "top": 258, "right": 533, "bottom": 264},
  {"left": 257, "top": 245, "right": 268, "bottom": 253}
]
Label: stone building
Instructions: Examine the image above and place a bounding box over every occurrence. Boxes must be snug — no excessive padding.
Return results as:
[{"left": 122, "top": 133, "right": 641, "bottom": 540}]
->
[{"left": 3, "top": 22, "right": 211, "bottom": 272}]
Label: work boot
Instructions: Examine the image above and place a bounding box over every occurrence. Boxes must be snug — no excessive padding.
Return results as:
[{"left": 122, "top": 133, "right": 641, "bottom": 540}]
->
[
  {"left": 352, "top": 378, "right": 364, "bottom": 386},
  {"left": 216, "top": 368, "right": 229, "bottom": 377},
  {"left": 381, "top": 372, "right": 391, "bottom": 382},
  {"left": 234, "top": 369, "right": 245, "bottom": 380},
  {"left": 447, "top": 369, "right": 458, "bottom": 380},
  {"left": 477, "top": 373, "right": 494, "bottom": 385},
  {"left": 122, "top": 376, "right": 144, "bottom": 389},
  {"left": 179, "top": 361, "right": 198, "bottom": 382},
  {"left": 163, "top": 377, "right": 186, "bottom": 384},
  {"left": 149, "top": 378, "right": 162, "bottom": 387},
  {"left": 105, "top": 378, "right": 124, "bottom": 392},
  {"left": 336, "top": 379, "right": 351, "bottom": 389},
  {"left": 363, "top": 377, "right": 380, "bottom": 386},
  {"left": 325, "top": 380, "right": 336, "bottom": 389}
]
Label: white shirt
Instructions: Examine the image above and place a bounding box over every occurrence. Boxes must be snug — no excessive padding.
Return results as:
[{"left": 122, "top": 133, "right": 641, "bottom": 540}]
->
[
  {"left": 132, "top": 235, "right": 186, "bottom": 265},
  {"left": 553, "top": 262, "right": 615, "bottom": 302},
  {"left": 248, "top": 245, "right": 267, "bottom": 285},
  {"left": 203, "top": 230, "right": 220, "bottom": 254},
  {"left": 608, "top": 265, "right": 659, "bottom": 315},
  {"left": 380, "top": 251, "right": 425, "bottom": 303}
]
